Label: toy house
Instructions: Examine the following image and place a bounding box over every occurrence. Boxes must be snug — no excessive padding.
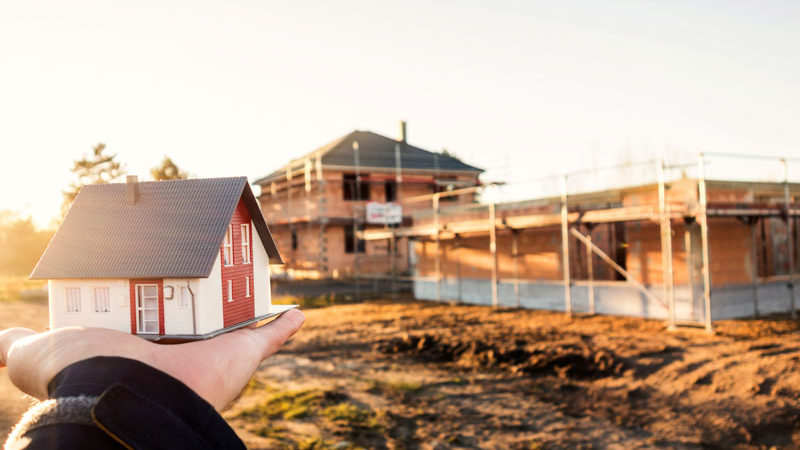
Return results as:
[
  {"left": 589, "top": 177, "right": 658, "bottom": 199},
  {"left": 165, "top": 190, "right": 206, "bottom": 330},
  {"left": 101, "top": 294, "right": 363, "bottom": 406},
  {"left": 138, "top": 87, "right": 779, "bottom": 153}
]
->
[{"left": 30, "top": 176, "right": 294, "bottom": 341}]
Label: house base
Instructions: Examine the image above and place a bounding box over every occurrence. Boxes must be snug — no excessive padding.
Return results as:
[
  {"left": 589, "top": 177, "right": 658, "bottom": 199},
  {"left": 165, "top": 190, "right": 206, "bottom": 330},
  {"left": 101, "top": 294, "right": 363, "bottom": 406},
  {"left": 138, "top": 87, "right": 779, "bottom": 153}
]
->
[{"left": 144, "top": 304, "right": 298, "bottom": 344}]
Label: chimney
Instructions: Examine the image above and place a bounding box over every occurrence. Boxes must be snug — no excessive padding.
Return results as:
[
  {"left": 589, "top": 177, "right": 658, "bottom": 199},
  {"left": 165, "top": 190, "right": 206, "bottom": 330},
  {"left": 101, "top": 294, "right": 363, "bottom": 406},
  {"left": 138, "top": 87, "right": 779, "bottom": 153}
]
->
[
  {"left": 398, "top": 120, "right": 407, "bottom": 143},
  {"left": 126, "top": 175, "right": 139, "bottom": 205}
]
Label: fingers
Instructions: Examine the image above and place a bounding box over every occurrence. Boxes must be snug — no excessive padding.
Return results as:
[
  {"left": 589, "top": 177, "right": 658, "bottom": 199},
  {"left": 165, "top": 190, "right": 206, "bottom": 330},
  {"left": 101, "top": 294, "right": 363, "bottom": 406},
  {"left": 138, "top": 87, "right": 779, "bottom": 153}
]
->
[
  {"left": 0, "top": 328, "right": 36, "bottom": 368},
  {"left": 249, "top": 309, "right": 306, "bottom": 359},
  {"left": 6, "top": 327, "right": 156, "bottom": 399}
]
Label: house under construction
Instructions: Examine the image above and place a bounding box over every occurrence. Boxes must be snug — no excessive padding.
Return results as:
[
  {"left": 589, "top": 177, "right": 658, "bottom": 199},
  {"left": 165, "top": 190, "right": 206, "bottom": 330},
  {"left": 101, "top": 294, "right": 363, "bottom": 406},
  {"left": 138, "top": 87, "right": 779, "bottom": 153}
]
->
[
  {"left": 360, "top": 153, "right": 800, "bottom": 332},
  {"left": 253, "top": 123, "right": 483, "bottom": 279}
]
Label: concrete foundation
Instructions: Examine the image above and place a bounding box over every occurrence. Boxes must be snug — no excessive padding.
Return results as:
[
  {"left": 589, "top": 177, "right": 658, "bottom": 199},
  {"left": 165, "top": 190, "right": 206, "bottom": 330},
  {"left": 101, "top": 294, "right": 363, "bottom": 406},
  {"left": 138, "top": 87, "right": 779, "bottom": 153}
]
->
[{"left": 413, "top": 277, "right": 798, "bottom": 322}]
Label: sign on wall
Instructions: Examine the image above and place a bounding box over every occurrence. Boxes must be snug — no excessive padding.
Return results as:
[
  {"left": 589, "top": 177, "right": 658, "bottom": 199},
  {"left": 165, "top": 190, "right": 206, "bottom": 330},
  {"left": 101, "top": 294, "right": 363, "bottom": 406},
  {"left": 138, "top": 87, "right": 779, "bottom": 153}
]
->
[{"left": 366, "top": 202, "right": 402, "bottom": 224}]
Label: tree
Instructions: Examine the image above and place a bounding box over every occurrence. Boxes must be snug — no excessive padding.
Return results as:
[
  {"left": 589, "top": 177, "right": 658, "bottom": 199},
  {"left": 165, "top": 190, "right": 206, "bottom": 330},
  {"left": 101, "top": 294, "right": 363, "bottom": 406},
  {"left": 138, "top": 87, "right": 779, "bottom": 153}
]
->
[
  {"left": 440, "top": 147, "right": 461, "bottom": 160},
  {"left": 0, "top": 210, "right": 53, "bottom": 276},
  {"left": 150, "top": 156, "right": 191, "bottom": 181},
  {"left": 62, "top": 143, "right": 126, "bottom": 216}
]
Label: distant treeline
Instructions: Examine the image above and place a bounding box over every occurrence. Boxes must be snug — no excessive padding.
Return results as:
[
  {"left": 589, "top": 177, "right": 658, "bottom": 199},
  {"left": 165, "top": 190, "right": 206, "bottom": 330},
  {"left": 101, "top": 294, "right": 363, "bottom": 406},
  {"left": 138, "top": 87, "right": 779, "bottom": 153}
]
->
[
  {"left": 0, "top": 211, "right": 53, "bottom": 277},
  {"left": 0, "top": 144, "right": 191, "bottom": 278}
]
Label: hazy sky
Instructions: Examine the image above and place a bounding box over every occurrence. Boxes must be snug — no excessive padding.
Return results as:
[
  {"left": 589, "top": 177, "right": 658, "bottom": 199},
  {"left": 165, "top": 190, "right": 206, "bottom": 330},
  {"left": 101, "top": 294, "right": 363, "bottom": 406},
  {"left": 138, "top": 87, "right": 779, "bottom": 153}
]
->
[{"left": 2, "top": 0, "right": 799, "bottom": 227}]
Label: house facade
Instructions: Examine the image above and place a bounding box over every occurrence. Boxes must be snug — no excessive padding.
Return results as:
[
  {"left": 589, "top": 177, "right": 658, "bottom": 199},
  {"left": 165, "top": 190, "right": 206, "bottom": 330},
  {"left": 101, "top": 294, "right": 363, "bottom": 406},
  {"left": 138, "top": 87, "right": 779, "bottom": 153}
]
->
[
  {"left": 32, "top": 176, "right": 289, "bottom": 340},
  {"left": 254, "top": 124, "right": 484, "bottom": 279}
]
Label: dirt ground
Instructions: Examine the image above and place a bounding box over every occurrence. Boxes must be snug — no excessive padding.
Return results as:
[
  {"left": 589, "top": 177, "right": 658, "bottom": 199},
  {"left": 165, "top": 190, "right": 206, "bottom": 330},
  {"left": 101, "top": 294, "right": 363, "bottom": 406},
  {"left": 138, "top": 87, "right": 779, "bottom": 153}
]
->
[
  {"left": 3, "top": 298, "right": 800, "bottom": 449},
  {"left": 0, "top": 299, "right": 49, "bottom": 441}
]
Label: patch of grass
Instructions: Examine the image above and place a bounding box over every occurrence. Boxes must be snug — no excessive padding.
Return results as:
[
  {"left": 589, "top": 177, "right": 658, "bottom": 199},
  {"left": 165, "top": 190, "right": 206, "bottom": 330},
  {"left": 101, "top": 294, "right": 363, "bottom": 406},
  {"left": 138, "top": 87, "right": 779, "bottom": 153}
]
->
[
  {"left": 243, "top": 377, "right": 266, "bottom": 395},
  {"left": 253, "top": 424, "right": 290, "bottom": 440},
  {"left": 366, "top": 379, "right": 425, "bottom": 401},
  {"left": 298, "top": 437, "right": 335, "bottom": 450},
  {"left": 321, "top": 403, "right": 382, "bottom": 431},
  {"left": 238, "top": 388, "right": 323, "bottom": 421}
]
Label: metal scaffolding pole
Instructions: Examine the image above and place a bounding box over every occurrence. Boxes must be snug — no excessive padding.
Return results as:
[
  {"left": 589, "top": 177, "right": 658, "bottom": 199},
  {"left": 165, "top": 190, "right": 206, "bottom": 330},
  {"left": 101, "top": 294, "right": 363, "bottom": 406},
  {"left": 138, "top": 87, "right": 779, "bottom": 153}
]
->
[
  {"left": 353, "top": 141, "right": 361, "bottom": 301},
  {"left": 749, "top": 218, "right": 760, "bottom": 318},
  {"left": 390, "top": 229, "right": 397, "bottom": 295},
  {"left": 433, "top": 194, "right": 441, "bottom": 302},
  {"left": 489, "top": 202, "right": 499, "bottom": 308},
  {"left": 698, "top": 154, "right": 713, "bottom": 333},
  {"left": 512, "top": 230, "right": 520, "bottom": 308},
  {"left": 560, "top": 175, "right": 572, "bottom": 316},
  {"left": 782, "top": 158, "right": 797, "bottom": 319},
  {"left": 658, "top": 159, "right": 676, "bottom": 329},
  {"left": 315, "top": 155, "right": 327, "bottom": 276},
  {"left": 455, "top": 234, "right": 462, "bottom": 302},
  {"left": 586, "top": 227, "right": 595, "bottom": 315}
]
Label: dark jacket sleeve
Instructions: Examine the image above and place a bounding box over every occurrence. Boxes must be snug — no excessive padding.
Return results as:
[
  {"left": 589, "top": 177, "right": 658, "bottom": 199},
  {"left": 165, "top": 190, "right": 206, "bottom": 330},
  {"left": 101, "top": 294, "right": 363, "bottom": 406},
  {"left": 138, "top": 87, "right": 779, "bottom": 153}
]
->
[{"left": 4, "top": 356, "right": 245, "bottom": 450}]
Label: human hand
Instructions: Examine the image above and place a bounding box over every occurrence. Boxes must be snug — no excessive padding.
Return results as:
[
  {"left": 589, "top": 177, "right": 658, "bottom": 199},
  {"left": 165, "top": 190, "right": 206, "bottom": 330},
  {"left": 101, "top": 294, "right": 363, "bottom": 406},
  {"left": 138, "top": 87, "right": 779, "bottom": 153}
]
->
[{"left": 0, "top": 309, "right": 305, "bottom": 411}]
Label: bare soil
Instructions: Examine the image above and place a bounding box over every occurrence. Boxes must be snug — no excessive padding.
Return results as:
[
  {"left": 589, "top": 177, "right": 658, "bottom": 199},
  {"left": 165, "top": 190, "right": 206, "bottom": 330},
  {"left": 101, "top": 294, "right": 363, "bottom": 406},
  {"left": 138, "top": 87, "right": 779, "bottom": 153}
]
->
[
  {"left": 3, "top": 298, "right": 800, "bottom": 449},
  {"left": 227, "top": 300, "right": 800, "bottom": 449}
]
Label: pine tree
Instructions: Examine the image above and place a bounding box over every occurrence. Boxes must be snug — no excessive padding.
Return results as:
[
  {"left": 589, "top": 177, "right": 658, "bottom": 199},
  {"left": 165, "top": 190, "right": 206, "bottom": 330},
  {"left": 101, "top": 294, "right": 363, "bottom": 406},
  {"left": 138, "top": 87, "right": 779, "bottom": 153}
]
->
[
  {"left": 62, "top": 143, "right": 126, "bottom": 217},
  {"left": 150, "top": 156, "right": 191, "bottom": 181}
]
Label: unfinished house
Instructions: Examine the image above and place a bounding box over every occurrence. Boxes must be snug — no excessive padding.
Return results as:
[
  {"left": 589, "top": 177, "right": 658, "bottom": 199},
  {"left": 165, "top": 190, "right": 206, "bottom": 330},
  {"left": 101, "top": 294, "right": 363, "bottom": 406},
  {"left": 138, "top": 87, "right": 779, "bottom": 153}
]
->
[
  {"left": 253, "top": 123, "right": 484, "bottom": 279},
  {"left": 362, "top": 156, "right": 800, "bottom": 331}
]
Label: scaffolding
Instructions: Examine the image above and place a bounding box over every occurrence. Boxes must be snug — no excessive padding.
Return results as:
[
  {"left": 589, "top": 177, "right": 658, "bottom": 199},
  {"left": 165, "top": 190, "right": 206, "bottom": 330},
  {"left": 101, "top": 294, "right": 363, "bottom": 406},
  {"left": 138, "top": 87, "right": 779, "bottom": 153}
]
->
[
  {"left": 357, "top": 152, "right": 800, "bottom": 333},
  {"left": 259, "top": 146, "right": 800, "bottom": 334}
]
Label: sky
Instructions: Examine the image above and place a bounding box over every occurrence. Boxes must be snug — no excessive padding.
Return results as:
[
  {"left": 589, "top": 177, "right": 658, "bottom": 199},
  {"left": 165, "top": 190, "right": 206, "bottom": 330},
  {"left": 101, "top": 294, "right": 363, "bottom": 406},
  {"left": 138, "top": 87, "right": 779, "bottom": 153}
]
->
[{"left": 1, "top": 0, "right": 799, "bottom": 227}]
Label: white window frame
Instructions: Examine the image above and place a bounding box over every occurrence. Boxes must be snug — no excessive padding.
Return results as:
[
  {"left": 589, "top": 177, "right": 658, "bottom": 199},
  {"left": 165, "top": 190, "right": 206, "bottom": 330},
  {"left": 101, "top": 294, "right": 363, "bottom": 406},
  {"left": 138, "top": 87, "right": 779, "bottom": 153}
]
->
[
  {"left": 178, "top": 286, "right": 190, "bottom": 309},
  {"left": 135, "top": 284, "right": 159, "bottom": 334},
  {"left": 223, "top": 225, "right": 233, "bottom": 266},
  {"left": 245, "top": 277, "right": 250, "bottom": 297},
  {"left": 66, "top": 287, "right": 81, "bottom": 313},
  {"left": 241, "top": 223, "right": 251, "bottom": 264},
  {"left": 93, "top": 287, "right": 111, "bottom": 313},
  {"left": 227, "top": 280, "right": 233, "bottom": 302}
]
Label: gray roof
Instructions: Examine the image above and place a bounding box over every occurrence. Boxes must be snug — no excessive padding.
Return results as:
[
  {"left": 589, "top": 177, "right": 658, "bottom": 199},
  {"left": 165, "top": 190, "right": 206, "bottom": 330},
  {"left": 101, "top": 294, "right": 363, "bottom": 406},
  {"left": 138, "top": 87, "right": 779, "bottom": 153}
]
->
[
  {"left": 254, "top": 130, "right": 483, "bottom": 184},
  {"left": 31, "top": 177, "right": 282, "bottom": 279}
]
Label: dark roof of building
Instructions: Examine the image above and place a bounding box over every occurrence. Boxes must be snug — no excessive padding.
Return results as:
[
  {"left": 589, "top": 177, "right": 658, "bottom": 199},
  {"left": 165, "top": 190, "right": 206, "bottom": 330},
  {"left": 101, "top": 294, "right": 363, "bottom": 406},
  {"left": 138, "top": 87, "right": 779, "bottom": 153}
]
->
[
  {"left": 30, "top": 177, "right": 282, "bottom": 279},
  {"left": 254, "top": 130, "right": 483, "bottom": 184}
]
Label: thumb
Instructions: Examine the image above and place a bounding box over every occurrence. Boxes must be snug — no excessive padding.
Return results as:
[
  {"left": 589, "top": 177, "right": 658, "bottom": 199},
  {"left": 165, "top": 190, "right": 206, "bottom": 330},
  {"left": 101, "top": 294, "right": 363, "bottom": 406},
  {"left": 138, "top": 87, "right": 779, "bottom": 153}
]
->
[{"left": 250, "top": 309, "right": 306, "bottom": 359}]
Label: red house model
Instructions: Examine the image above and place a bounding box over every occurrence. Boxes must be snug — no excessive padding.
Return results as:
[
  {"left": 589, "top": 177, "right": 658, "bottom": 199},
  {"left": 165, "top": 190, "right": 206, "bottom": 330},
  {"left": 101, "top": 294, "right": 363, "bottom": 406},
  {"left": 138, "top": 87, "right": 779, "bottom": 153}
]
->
[{"left": 31, "top": 176, "right": 294, "bottom": 341}]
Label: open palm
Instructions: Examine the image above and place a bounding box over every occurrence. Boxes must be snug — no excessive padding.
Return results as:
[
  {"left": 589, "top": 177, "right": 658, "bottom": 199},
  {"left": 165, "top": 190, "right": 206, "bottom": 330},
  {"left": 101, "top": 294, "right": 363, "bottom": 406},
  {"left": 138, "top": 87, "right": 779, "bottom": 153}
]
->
[{"left": 0, "top": 309, "right": 305, "bottom": 411}]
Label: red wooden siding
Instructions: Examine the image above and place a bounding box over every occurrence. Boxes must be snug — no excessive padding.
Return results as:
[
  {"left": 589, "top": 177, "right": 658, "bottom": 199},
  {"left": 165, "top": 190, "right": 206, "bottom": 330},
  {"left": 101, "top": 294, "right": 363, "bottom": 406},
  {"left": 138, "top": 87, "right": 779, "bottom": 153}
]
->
[
  {"left": 220, "top": 198, "right": 255, "bottom": 328},
  {"left": 128, "top": 279, "right": 164, "bottom": 335}
]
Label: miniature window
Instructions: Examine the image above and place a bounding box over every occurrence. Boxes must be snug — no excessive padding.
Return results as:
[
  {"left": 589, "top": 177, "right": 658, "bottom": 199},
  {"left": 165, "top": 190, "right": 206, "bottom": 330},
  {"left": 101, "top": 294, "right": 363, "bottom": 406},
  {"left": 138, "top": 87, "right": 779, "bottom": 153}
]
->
[
  {"left": 227, "top": 280, "right": 233, "bottom": 302},
  {"left": 291, "top": 229, "right": 298, "bottom": 251},
  {"left": 66, "top": 288, "right": 81, "bottom": 313},
  {"left": 93, "top": 287, "right": 110, "bottom": 313},
  {"left": 245, "top": 277, "right": 250, "bottom": 297},
  {"left": 241, "top": 224, "right": 251, "bottom": 263},
  {"left": 179, "top": 287, "right": 190, "bottom": 309},
  {"left": 223, "top": 225, "right": 233, "bottom": 266}
]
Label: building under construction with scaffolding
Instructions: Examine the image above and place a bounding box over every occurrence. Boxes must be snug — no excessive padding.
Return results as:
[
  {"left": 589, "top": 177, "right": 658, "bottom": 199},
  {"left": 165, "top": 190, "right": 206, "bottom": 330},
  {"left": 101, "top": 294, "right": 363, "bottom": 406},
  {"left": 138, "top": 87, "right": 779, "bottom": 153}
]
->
[
  {"left": 256, "top": 131, "right": 800, "bottom": 332},
  {"left": 253, "top": 123, "right": 483, "bottom": 280},
  {"left": 361, "top": 153, "right": 800, "bottom": 332}
]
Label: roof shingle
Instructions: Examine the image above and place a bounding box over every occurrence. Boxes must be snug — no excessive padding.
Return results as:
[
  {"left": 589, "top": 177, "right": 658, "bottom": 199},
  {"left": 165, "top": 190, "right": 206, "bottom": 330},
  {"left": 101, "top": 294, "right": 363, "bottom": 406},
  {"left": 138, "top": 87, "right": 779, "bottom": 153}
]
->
[
  {"left": 31, "top": 177, "right": 282, "bottom": 279},
  {"left": 254, "top": 130, "right": 483, "bottom": 184}
]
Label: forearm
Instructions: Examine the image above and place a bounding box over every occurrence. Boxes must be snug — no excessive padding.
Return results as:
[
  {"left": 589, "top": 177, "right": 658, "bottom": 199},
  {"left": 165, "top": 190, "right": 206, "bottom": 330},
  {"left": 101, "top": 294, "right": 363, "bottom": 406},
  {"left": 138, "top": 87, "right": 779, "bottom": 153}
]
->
[{"left": 5, "top": 356, "right": 244, "bottom": 450}]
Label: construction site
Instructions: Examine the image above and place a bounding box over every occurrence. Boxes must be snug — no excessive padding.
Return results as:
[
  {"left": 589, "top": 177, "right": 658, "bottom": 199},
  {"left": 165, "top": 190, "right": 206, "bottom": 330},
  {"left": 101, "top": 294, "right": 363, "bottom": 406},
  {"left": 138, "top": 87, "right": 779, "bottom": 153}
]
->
[{"left": 255, "top": 128, "right": 800, "bottom": 333}]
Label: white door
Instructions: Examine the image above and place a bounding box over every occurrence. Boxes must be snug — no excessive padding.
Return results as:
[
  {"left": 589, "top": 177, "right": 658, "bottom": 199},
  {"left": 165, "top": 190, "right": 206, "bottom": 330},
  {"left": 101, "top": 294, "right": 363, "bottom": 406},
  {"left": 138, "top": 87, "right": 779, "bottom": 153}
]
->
[{"left": 135, "top": 284, "right": 159, "bottom": 334}]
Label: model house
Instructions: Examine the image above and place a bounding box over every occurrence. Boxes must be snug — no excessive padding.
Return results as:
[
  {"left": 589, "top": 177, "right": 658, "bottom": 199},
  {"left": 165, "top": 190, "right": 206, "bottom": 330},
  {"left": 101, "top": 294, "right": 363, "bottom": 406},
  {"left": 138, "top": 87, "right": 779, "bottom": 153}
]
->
[
  {"left": 30, "top": 176, "right": 292, "bottom": 341},
  {"left": 254, "top": 122, "right": 484, "bottom": 279}
]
